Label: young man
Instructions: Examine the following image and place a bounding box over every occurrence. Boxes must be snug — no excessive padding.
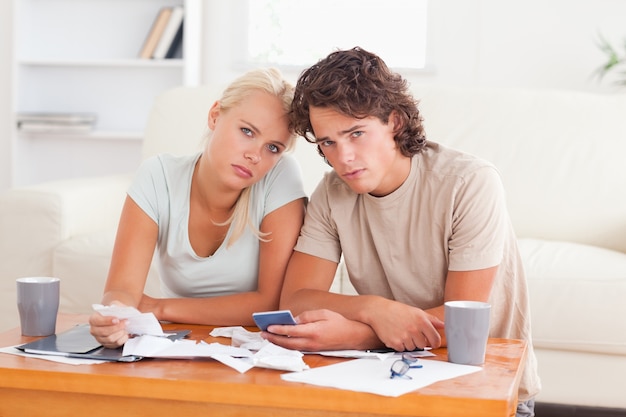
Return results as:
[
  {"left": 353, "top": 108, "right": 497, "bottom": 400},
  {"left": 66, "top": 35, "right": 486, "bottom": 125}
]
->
[{"left": 263, "top": 47, "right": 540, "bottom": 416}]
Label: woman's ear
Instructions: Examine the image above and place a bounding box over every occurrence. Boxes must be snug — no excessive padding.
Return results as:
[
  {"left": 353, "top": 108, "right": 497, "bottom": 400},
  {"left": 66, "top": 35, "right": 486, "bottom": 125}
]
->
[{"left": 207, "top": 101, "right": 220, "bottom": 129}]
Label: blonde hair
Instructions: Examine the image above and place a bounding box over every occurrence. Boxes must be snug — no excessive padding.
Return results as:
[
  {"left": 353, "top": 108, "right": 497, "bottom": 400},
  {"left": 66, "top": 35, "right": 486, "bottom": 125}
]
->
[{"left": 210, "top": 68, "right": 295, "bottom": 246}]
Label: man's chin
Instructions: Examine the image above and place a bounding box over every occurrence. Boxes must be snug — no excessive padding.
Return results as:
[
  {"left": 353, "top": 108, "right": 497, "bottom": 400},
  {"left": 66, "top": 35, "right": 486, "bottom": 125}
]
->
[{"left": 344, "top": 181, "right": 373, "bottom": 195}]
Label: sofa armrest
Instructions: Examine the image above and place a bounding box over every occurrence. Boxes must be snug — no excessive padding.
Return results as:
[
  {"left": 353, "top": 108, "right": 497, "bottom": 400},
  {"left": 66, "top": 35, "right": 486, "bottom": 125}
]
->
[
  {"left": 0, "top": 174, "right": 131, "bottom": 331},
  {"left": 0, "top": 173, "right": 132, "bottom": 277}
]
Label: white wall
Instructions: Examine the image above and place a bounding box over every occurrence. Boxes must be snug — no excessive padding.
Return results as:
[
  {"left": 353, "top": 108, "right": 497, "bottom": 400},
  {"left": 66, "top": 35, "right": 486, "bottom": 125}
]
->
[
  {"left": 200, "top": 0, "right": 626, "bottom": 93},
  {"left": 1, "top": 0, "right": 625, "bottom": 190},
  {"left": 0, "top": 1, "right": 13, "bottom": 191},
  {"left": 472, "top": 0, "right": 625, "bottom": 92}
]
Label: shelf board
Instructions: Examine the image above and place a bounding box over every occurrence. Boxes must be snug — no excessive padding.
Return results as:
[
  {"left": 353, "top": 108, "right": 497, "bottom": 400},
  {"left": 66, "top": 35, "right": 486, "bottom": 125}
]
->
[
  {"left": 18, "top": 130, "right": 143, "bottom": 141},
  {"left": 18, "top": 59, "right": 184, "bottom": 68}
]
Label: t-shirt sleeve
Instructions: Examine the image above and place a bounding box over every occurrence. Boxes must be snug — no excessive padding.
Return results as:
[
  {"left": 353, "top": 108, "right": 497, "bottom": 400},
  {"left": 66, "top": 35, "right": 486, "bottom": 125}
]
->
[
  {"left": 262, "top": 154, "right": 307, "bottom": 215},
  {"left": 127, "top": 156, "right": 166, "bottom": 224},
  {"left": 448, "top": 165, "right": 508, "bottom": 271},
  {"left": 293, "top": 173, "right": 343, "bottom": 264}
]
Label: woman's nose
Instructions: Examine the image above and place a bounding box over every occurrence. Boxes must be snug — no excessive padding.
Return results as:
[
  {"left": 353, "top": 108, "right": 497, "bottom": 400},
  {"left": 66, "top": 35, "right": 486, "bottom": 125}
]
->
[{"left": 244, "top": 151, "right": 261, "bottom": 164}]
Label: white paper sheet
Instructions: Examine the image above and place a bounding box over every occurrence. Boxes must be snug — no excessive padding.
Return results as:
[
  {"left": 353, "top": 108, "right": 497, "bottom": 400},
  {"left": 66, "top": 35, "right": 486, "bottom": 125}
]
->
[
  {"left": 92, "top": 304, "right": 167, "bottom": 336},
  {"left": 281, "top": 357, "right": 482, "bottom": 397}
]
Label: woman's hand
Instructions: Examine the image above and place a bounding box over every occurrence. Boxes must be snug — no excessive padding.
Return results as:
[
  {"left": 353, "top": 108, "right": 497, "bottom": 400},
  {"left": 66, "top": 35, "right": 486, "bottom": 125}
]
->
[{"left": 88, "top": 302, "right": 129, "bottom": 349}]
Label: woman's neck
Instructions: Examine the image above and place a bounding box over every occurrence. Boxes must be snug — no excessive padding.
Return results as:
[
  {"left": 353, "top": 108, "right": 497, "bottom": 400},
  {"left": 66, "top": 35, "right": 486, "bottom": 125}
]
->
[{"left": 191, "top": 155, "right": 240, "bottom": 216}]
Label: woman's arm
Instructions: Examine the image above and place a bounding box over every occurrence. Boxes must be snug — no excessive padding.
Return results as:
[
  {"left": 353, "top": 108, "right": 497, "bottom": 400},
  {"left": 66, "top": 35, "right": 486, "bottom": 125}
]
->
[
  {"left": 89, "top": 195, "right": 158, "bottom": 347},
  {"left": 146, "top": 197, "right": 306, "bottom": 325},
  {"left": 103, "top": 195, "right": 158, "bottom": 305}
]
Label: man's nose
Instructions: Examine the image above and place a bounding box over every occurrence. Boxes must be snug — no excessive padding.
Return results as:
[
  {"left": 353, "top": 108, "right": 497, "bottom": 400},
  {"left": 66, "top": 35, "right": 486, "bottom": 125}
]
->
[{"left": 336, "top": 142, "right": 355, "bottom": 163}]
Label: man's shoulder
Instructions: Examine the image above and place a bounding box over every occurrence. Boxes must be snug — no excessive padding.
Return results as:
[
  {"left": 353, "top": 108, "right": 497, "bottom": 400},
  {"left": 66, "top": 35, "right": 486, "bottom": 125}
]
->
[
  {"left": 421, "top": 141, "right": 498, "bottom": 177},
  {"left": 321, "top": 170, "right": 358, "bottom": 199}
]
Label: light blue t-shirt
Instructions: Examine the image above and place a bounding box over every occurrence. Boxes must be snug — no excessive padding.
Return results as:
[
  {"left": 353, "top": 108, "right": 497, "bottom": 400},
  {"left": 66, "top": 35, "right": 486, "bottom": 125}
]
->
[{"left": 128, "top": 152, "right": 306, "bottom": 298}]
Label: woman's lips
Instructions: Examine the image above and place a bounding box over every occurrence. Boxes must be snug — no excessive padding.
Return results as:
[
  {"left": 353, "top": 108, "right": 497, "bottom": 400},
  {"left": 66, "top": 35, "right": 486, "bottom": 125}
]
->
[{"left": 232, "top": 164, "right": 253, "bottom": 178}]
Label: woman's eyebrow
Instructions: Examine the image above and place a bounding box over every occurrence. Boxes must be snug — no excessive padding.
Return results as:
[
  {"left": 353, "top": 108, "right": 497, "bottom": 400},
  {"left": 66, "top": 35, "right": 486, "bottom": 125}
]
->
[
  {"left": 241, "top": 118, "right": 288, "bottom": 149},
  {"left": 240, "top": 119, "right": 261, "bottom": 134}
]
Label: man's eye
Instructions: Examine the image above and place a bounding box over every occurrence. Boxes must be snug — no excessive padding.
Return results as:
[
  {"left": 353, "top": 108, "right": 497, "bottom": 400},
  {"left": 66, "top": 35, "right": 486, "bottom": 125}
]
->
[
  {"left": 320, "top": 140, "right": 334, "bottom": 147},
  {"left": 352, "top": 131, "right": 364, "bottom": 138}
]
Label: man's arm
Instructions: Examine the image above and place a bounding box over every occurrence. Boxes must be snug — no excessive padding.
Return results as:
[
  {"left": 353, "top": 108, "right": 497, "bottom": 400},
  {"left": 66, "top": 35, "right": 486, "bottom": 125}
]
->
[
  {"left": 269, "top": 251, "right": 443, "bottom": 351},
  {"left": 425, "top": 267, "right": 498, "bottom": 323}
]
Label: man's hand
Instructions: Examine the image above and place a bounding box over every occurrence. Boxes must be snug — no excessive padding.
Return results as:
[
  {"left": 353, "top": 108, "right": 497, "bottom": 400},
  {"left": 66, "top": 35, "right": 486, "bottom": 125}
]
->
[
  {"left": 364, "top": 299, "right": 444, "bottom": 351},
  {"left": 261, "top": 309, "right": 380, "bottom": 351}
]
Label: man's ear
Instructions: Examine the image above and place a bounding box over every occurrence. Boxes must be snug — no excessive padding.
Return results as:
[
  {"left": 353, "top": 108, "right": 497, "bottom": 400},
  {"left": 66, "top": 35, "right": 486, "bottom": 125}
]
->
[
  {"left": 389, "top": 110, "right": 403, "bottom": 133},
  {"left": 207, "top": 101, "right": 220, "bottom": 129}
]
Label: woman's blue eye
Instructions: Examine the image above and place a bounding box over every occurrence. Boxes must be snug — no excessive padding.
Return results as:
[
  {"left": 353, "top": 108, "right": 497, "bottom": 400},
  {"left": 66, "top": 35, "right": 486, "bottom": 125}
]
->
[
  {"left": 267, "top": 144, "right": 279, "bottom": 153},
  {"left": 242, "top": 127, "right": 253, "bottom": 136}
]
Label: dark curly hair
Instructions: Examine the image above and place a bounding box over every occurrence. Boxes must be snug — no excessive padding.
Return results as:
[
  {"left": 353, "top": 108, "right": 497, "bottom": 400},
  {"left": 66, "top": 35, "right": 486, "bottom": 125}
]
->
[{"left": 290, "top": 47, "right": 427, "bottom": 157}]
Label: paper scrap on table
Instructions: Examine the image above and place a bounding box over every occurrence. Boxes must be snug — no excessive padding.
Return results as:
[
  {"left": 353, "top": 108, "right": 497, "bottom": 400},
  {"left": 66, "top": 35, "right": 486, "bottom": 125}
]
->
[
  {"left": 92, "top": 304, "right": 167, "bottom": 337},
  {"left": 120, "top": 334, "right": 309, "bottom": 373},
  {"left": 251, "top": 340, "right": 309, "bottom": 371},
  {"left": 211, "top": 326, "right": 266, "bottom": 350},
  {"left": 209, "top": 327, "right": 431, "bottom": 360},
  {"left": 281, "top": 357, "right": 482, "bottom": 397},
  {"left": 0, "top": 345, "right": 107, "bottom": 365},
  {"left": 122, "top": 335, "right": 253, "bottom": 359}
]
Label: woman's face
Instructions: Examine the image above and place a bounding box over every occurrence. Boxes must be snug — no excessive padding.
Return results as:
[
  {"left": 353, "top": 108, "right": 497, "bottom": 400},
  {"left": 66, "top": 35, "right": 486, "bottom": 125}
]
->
[{"left": 206, "top": 90, "right": 291, "bottom": 191}]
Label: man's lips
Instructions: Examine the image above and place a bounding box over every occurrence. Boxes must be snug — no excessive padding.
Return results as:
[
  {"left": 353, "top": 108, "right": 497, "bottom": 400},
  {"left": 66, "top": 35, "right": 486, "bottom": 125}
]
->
[
  {"left": 232, "top": 164, "right": 253, "bottom": 178},
  {"left": 342, "top": 168, "right": 364, "bottom": 180}
]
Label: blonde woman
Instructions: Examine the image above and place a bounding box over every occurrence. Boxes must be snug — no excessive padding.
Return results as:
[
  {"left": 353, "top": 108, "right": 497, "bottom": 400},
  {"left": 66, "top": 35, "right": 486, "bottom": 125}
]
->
[{"left": 90, "top": 68, "right": 306, "bottom": 348}]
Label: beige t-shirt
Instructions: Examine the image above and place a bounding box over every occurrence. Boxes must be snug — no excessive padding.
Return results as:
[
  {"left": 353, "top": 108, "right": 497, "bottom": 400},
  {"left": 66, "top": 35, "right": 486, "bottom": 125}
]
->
[{"left": 295, "top": 142, "right": 540, "bottom": 401}]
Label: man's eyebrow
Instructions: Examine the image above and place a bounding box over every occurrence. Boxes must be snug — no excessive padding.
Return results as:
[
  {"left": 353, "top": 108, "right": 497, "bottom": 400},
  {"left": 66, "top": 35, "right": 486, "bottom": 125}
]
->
[{"left": 314, "top": 124, "right": 367, "bottom": 143}]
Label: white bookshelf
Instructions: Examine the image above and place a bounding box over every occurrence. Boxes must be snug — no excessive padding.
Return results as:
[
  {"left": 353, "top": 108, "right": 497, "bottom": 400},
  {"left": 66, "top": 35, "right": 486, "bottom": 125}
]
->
[{"left": 11, "top": 0, "right": 201, "bottom": 186}]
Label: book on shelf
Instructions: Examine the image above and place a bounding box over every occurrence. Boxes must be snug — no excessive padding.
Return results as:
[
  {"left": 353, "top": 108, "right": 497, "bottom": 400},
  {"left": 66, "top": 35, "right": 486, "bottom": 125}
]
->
[
  {"left": 152, "top": 6, "right": 184, "bottom": 59},
  {"left": 138, "top": 7, "right": 173, "bottom": 59},
  {"left": 16, "top": 112, "right": 97, "bottom": 134}
]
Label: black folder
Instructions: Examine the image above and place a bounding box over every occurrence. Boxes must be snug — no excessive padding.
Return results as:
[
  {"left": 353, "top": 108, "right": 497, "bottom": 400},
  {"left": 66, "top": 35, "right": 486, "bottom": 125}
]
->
[{"left": 16, "top": 323, "right": 190, "bottom": 362}]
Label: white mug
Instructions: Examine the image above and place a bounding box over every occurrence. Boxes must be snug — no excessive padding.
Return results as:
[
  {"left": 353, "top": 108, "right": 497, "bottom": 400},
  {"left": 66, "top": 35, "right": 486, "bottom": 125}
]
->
[{"left": 444, "top": 300, "right": 491, "bottom": 365}]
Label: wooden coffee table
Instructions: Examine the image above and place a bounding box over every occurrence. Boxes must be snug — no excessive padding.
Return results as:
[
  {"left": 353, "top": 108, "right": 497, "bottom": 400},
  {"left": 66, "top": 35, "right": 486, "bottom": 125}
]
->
[{"left": 0, "top": 314, "right": 526, "bottom": 417}]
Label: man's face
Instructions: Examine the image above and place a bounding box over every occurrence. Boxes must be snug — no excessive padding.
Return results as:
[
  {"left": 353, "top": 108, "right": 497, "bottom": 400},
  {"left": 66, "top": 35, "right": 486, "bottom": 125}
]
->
[{"left": 309, "top": 106, "right": 410, "bottom": 197}]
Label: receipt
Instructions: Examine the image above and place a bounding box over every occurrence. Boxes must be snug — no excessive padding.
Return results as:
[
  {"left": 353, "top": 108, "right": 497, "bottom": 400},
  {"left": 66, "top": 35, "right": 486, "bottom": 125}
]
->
[{"left": 92, "top": 304, "right": 167, "bottom": 337}]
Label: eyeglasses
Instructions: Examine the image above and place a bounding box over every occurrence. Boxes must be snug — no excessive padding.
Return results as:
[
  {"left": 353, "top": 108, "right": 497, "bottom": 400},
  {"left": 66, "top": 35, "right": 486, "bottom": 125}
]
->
[{"left": 389, "top": 353, "right": 423, "bottom": 379}]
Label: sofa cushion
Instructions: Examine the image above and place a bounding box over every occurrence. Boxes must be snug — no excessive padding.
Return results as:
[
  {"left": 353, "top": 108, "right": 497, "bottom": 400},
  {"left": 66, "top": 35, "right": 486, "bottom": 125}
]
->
[
  {"left": 53, "top": 231, "right": 161, "bottom": 314},
  {"left": 519, "top": 238, "right": 626, "bottom": 355},
  {"left": 413, "top": 85, "right": 626, "bottom": 254}
]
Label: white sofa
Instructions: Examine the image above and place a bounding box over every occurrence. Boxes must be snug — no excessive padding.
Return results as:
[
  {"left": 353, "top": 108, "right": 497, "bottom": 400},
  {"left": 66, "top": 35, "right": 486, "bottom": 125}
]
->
[{"left": 1, "top": 84, "right": 625, "bottom": 411}]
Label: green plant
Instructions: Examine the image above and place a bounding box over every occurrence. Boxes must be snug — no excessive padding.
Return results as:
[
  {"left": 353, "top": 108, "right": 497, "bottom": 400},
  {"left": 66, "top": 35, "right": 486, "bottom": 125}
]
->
[{"left": 594, "top": 34, "right": 626, "bottom": 87}]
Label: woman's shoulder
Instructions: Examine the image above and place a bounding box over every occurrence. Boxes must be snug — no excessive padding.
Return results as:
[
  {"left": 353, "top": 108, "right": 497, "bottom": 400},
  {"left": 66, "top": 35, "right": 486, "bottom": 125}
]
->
[
  {"left": 261, "top": 153, "right": 303, "bottom": 185},
  {"left": 138, "top": 152, "right": 200, "bottom": 175}
]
